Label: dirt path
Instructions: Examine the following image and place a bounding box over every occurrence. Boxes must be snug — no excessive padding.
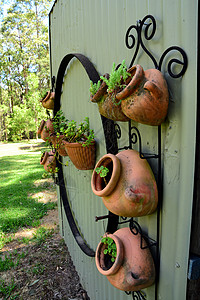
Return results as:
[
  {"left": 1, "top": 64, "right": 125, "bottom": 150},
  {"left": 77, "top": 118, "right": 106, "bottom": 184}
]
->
[{"left": 0, "top": 141, "right": 89, "bottom": 300}]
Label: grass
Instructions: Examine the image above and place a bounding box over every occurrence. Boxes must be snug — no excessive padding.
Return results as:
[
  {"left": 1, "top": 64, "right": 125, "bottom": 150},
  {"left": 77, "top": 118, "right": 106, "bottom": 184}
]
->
[{"left": 0, "top": 146, "right": 57, "bottom": 249}]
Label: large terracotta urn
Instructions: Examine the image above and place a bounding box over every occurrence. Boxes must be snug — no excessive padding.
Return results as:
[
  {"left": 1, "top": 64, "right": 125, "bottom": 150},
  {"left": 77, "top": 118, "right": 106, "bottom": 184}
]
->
[
  {"left": 95, "top": 227, "right": 155, "bottom": 291},
  {"left": 91, "top": 149, "right": 158, "bottom": 217},
  {"left": 116, "top": 64, "right": 169, "bottom": 125},
  {"left": 37, "top": 119, "right": 54, "bottom": 142}
]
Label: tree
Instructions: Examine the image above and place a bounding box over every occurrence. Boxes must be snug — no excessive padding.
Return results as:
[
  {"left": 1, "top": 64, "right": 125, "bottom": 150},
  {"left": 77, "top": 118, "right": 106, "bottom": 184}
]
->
[{"left": 0, "top": 0, "right": 52, "bottom": 141}]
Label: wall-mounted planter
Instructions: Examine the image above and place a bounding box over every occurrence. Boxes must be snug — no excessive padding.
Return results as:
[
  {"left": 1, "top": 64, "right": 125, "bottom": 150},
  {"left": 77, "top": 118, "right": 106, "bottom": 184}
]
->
[
  {"left": 91, "top": 149, "right": 158, "bottom": 217},
  {"left": 90, "top": 75, "right": 129, "bottom": 122},
  {"left": 117, "top": 64, "right": 169, "bottom": 126},
  {"left": 40, "top": 91, "right": 55, "bottom": 110},
  {"left": 95, "top": 227, "right": 155, "bottom": 291},
  {"left": 40, "top": 150, "right": 56, "bottom": 173},
  {"left": 63, "top": 140, "right": 96, "bottom": 170},
  {"left": 37, "top": 119, "right": 54, "bottom": 142},
  {"left": 50, "top": 134, "right": 68, "bottom": 156}
]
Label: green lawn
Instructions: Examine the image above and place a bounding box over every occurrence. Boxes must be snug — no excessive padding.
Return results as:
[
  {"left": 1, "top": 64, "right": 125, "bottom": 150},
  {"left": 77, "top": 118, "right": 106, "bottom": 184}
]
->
[{"left": 0, "top": 150, "right": 56, "bottom": 248}]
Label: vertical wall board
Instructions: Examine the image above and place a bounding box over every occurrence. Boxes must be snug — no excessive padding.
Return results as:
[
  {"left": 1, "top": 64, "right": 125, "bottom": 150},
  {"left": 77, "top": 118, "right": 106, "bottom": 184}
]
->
[{"left": 49, "top": 1, "right": 198, "bottom": 299}]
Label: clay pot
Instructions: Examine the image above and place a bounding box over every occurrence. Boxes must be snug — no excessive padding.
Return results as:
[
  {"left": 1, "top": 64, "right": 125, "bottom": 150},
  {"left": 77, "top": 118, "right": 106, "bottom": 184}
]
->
[
  {"left": 91, "top": 149, "right": 158, "bottom": 217},
  {"left": 50, "top": 134, "right": 68, "bottom": 156},
  {"left": 116, "top": 64, "right": 169, "bottom": 125},
  {"left": 95, "top": 227, "right": 155, "bottom": 291},
  {"left": 37, "top": 119, "right": 54, "bottom": 141},
  {"left": 63, "top": 140, "right": 96, "bottom": 170},
  {"left": 90, "top": 74, "right": 129, "bottom": 122},
  {"left": 40, "top": 91, "right": 55, "bottom": 110},
  {"left": 40, "top": 151, "right": 56, "bottom": 173}
]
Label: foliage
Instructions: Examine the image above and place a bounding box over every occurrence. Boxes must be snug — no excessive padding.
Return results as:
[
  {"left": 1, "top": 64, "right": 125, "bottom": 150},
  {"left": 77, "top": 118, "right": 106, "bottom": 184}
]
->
[
  {"left": 95, "top": 166, "right": 109, "bottom": 178},
  {"left": 89, "top": 80, "right": 101, "bottom": 96},
  {"left": 0, "top": 0, "right": 52, "bottom": 141},
  {"left": 100, "top": 60, "right": 131, "bottom": 93},
  {"left": 53, "top": 110, "right": 95, "bottom": 147},
  {"left": 101, "top": 236, "right": 117, "bottom": 262},
  {"left": 90, "top": 60, "right": 131, "bottom": 97},
  {"left": 95, "top": 165, "right": 109, "bottom": 186}
]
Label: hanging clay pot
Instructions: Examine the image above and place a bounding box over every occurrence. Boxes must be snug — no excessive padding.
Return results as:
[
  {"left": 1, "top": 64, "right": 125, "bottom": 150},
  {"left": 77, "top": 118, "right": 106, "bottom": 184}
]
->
[
  {"left": 95, "top": 227, "right": 155, "bottom": 291},
  {"left": 90, "top": 74, "right": 129, "bottom": 122},
  {"left": 116, "top": 64, "right": 169, "bottom": 125},
  {"left": 37, "top": 119, "right": 54, "bottom": 142},
  {"left": 63, "top": 140, "right": 96, "bottom": 170},
  {"left": 91, "top": 149, "right": 158, "bottom": 217},
  {"left": 40, "top": 150, "right": 56, "bottom": 173},
  {"left": 40, "top": 91, "right": 55, "bottom": 110},
  {"left": 50, "top": 134, "right": 68, "bottom": 156}
]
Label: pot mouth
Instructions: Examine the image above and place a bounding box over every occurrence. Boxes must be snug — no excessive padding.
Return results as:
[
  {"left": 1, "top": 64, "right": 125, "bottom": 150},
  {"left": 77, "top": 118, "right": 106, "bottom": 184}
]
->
[
  {"left": 37, "top": 120, "right": 45, "bottom": 134},
  {"left": 95, "top": 233, "right": 124, "bottom": 276},
  {"left": 91, "top": 154, "right": 121, "bottom": 197},
  {"left": 40, "top": 151, "right": 48, "bottom": 165}
]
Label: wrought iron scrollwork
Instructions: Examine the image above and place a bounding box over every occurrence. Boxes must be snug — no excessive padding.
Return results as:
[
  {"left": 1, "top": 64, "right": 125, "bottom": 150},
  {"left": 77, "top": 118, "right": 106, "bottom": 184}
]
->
[
  {"left": 125, "top": 15, "right": 188, "bottom": 76},
  {"left": 125, "top": 290, "right": 147, "bottom": 300}
]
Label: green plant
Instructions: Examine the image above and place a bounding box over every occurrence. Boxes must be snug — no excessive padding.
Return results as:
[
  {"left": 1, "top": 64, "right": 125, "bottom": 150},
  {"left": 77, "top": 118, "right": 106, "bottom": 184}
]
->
[
  {"left": 89, "top": 80, "right": 101, "bottom": 95},
  {"left": 90, "top": 60, "right": 131, "bottom": 97},
  {"left": 95, "top": 166, "right": 109, "bottom": 185},
  {"left": 101, "top": 236, "right": 117, "bottom": 262},
  {"left": 101, "top": 60, "right": 131, "bottom": 93},
  {"left": 60, "top": 116, "right": 95, "bottom": 147}
]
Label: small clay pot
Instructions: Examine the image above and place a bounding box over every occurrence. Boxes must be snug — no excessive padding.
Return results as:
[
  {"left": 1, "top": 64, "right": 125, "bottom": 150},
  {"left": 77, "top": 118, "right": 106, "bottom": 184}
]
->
[
  {"left": 40, "top": 151, "right": 56, "bottom": 173},
  {"left": 90, "top": 74, "right": 129, "bottom": 122},
  {"left": 116, "top": 64, "right": 169, "bottom": 125},
  {"left": 91, "top": 149, "right": 158, "bottom": 217},
  {"left": 95, "top": 227, "right": 155, "bottom": 291},
  {"left": 40, "top": 91, "right": 55, "bottom": 110},
  {"left": 63, "top": 140, "right": 96, "bottom": 170},
  {"left": 37, "top": 119, "right": 54, "bottom": 142},
  {"left": 50, "top": 134, "right": 68, "bottom": 156}
]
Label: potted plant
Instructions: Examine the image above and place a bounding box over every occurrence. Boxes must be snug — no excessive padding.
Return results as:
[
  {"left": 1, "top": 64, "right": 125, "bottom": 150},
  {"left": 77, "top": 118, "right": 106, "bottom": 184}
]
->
[
  {"left": 50, "top": 110, "right": 69, "bottom": 157},
  {"left": 37, "top": 119, "right": 54, "bottom": 142},
  {"left": 90, "top": 61, "right": 169, "bottom": 125},
  {"left": 40, "top": 90, "right": 55, "bottom": 110},
  {"left": 61, "top": 117, "right": 96, "bottom": 170},
  {"left": 40, "top": 150, "right": 57, "bottom": 173},
  {"left": 91, "top": 149, "right": 158, "bottom": 217},
  {"left": 95, "top": 227, "right": 155, "bottom": 291},
  {"left": 90, "top": 60, "right": 130, "bottom": 122}
]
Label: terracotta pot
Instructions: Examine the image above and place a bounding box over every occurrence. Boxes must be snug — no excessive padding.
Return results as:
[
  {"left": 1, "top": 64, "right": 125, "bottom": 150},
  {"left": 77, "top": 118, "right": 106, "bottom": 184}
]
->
[
  {"left": 63, "top": 140, "right": 96, "bottom": 170},
  {"left": 91, "top": 149, "right": 158, "bottom": 217},
  {"left": 40, "top": 91, "right": 55, "bottom": 110},
  {"left": 50, "top": 134, "right": 68, "bottom": 156},
  {"left": 95, "top": 227, "right": 155, "bottom": 291},
  {"left": 90, "top": 74, "right": 129, "bottom": 122},
  {"left": 40, "top": 151, "right": 56, "bottom": 173},
  {"left": 116, "top": 64, "right": 169, "bottom": 125},
  {"left": 37, "top": 119, "right": 54, "bottom": 142}
]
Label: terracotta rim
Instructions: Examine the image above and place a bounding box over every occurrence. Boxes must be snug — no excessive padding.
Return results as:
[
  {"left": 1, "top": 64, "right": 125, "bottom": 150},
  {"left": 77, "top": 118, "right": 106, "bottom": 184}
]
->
[
  {"left": 91, "top": 153, "right": 121, "bottom": 197},
  {"left": 95, "top": 233, "right": 124, "bottom": 276},
  {"left": 116, "top": 64, "right": 145, "bottom": 100},
  {"left": 40, "top": 151, "right": 48, "bottom": 165}
]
